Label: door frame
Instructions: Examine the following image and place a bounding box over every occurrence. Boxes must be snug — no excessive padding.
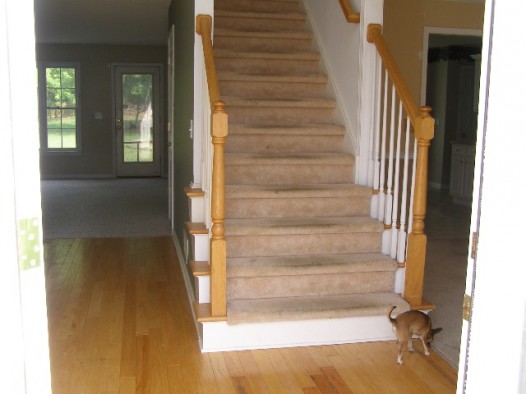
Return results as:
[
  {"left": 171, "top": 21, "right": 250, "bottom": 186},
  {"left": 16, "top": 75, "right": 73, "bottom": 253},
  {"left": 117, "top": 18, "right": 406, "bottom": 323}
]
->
[{"left": 111, "top": 63, "right": 164, "bottom": 177}]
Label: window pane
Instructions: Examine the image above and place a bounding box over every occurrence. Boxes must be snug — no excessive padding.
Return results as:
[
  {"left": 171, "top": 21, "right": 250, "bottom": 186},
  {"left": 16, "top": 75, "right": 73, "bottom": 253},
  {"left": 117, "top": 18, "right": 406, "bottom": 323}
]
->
[
  {"left": 62, "top": 109, "right": 76, "bottom": 128},
  {"left": 43, "top": 66, "right": 78, "bottom": 150},
  {"left": 47, "top": 129, "right": 62, "bottom": 148},
  {"left": 61, "top": 68, "right": 75, "bottom": 88},
  {"left": 46, "top": 68, "right": 61, "bottom": 88},
  {"left": 62, "top": 129, "right": 76, "bottom": 149},
  {"left": 47, "top": 88, "right": 60, "bottom": 108},
  {"left": 61, "top": 89, "right": 76, "bottom": 107}
]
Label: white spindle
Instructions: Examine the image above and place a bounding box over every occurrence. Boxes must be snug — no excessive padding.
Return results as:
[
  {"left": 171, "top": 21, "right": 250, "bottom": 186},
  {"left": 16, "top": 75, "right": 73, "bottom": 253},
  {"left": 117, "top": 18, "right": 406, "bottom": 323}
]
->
[
  {"left": 397, "top": 117, "right": 411, "bottom": 263},
  {"left": 408, "top": 138, "right": 418, "bottom": 235},
  {"left": 382, "top": 82, "right": 396, "bottom": 254},
  {"left": 378, "top": 69, "right": 388, "bottom": 223},
  {"left": 390, "top": 100, "right": 403, "bottom": 259},
  {"left": 370, "top": 56, "right": 383, "bottom": 219}
]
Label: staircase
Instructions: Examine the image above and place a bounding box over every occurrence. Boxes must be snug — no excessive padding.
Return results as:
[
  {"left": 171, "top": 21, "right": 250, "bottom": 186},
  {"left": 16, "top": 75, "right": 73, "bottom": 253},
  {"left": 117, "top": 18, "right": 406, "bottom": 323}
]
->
[{"left": 187, "top": 0, "right": 410, "bottom": 351}]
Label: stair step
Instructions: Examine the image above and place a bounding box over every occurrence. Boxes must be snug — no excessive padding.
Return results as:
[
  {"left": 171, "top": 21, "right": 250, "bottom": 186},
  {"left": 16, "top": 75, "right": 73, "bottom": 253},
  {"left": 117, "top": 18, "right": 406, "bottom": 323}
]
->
[
  {"left": 224, "top": 97, "right": 337, "bottom": 125},
  {"left": 215, "top": 49, "right": 321, "bottom": 75},
  {"left": 226, "top": 124, "right": 344, "bottom": 153},
  {"left": 214, "top": 28, "right": 313, "bottom": 52},
  {"left": 225, "top": 184, "right": 370, "bottom": 218},
  {"left": 215, "top": 10, "right": 307, "bottom": 32},
  {"left": 226, "top": 217, "right": 383, "bottom": 236},
  {"left": 225, "top": 152, "right": 354, "bottom": 185},
  {"left": 227, "top": 292, "right": 410, "bottom": 324},
  {"left": 225, "top": 217, "right": 383, "bottom": 257},
  {"left": 215, "top": 0, "right": 301, "bottom": 13},
  {"left": 228, "top": 253, "right": 396, "bottom": 277},
  {"left": 219, "top": 72, "right": 329, "bottom": 99}
]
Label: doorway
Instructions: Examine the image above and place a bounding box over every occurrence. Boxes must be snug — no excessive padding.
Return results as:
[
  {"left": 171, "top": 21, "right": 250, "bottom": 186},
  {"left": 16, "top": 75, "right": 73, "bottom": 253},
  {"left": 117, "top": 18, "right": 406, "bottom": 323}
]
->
[
  {"left": 421, "top": 28, "right": 482, "bottom": 193},
  {"left": 113, "top": 65, "right": 162, "bottom": 177},
  {"left": 420, "top": 28, "right": 482, "bottom": 368}
]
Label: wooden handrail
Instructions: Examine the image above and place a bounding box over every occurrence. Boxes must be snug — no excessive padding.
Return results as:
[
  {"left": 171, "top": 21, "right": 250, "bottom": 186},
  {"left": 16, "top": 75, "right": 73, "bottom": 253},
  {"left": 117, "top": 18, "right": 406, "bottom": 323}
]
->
[
  {"left": 196, "top": 14, "right": 228, "bottom": 319},
  {"left": 196, "top": 14, "right": 220, "bottom": 105},
  {"left": 367, "top": 23, "right": 435, "bottom": 309},
  {"left": 338, "top": 0, "right": 360, "bottom": 23},
  {"left": 367, "top": 24, "right": 418, "bottom": 124}
]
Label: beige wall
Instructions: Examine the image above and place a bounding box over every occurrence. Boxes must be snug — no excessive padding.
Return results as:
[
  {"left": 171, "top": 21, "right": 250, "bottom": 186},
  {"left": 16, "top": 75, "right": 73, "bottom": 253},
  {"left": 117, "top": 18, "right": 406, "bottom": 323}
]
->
[
  {"left": 37, "top": 44, "right": 167, "bottom": 178},
  {"left": 383, "top": 0, "right": 484, "bottom": 104}
]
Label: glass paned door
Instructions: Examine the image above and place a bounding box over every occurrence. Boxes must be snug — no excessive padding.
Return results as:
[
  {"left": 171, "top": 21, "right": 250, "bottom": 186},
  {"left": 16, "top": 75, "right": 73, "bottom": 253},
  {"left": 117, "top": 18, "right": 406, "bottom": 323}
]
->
[{"left": 114, "top": 65, "right": 161, "bottom": 176}]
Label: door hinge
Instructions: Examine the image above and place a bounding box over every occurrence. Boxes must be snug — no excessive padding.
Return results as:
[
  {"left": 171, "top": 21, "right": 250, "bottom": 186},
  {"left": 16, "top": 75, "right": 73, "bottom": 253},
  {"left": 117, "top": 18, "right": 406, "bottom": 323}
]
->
[
  {"left": 463, "top": 294, "right": 472, "bottom": 321},
  {"left": 471, "top": 232, "right": 478, "bottom": 259}
]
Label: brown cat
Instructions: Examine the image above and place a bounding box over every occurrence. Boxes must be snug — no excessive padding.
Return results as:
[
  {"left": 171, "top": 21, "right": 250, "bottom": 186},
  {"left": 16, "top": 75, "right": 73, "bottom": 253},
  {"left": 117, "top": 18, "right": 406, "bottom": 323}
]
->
[{"left": 388, "top": 306, "right": 442, "bottom": 364}]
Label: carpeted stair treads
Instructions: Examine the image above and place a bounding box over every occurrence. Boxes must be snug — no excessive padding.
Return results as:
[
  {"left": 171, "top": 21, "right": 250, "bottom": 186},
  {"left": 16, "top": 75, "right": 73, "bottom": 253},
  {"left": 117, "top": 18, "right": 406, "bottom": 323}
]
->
[{"left": 214, "top": 0, "right": 409, "bottom": 325}]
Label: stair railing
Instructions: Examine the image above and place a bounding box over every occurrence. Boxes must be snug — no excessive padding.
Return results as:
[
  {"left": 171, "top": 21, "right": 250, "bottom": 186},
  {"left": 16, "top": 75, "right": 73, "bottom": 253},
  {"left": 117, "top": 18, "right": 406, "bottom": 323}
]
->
[
  {"left": 338, "top": 0, "right": 360, "bottom": 23},
  {"left": 196, "top": 14, "right": 228, "bottom": 319},
  {"left": 367, "top": 24, "right": 435, "bottom": 309}
]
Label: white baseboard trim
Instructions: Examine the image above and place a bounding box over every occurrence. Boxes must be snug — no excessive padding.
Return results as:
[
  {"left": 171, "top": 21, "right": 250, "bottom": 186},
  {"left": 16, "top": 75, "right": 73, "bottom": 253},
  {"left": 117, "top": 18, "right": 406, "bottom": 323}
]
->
[
  {"left": 171, "top": 230, "right": 201, "bottom": 336},
  {"left": 199, "top": 315, "right": 396, "bottom": 352}
]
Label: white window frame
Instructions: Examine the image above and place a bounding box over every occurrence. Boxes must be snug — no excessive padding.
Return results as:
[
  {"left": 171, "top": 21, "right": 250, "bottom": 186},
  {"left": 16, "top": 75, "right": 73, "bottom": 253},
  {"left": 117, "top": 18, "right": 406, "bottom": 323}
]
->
[{"left": 38, "top": 62, "right": 82, "bottom": 154}]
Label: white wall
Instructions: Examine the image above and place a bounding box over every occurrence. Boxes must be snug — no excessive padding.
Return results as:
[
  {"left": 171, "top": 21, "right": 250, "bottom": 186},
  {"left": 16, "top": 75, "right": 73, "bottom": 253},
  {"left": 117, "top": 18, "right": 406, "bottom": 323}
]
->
[{"left": 302, "top": 0, "right": 361, "bottom": 155}]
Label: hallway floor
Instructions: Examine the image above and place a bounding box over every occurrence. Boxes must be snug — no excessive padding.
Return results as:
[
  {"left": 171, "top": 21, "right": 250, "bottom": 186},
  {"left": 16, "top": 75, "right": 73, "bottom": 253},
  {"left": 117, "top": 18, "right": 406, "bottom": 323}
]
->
[
  {"left": 44, "top": 237, "right": 457, "bottom": 393},
  {"left": 424, "top": 189, "right": 472, "bottom": 367}
]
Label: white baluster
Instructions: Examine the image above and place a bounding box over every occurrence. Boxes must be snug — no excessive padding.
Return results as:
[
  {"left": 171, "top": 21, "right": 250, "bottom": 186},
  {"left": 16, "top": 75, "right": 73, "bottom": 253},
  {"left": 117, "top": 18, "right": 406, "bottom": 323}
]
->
[
  {"left": 408, "top": 138, "right": 418, "bottom": 235},
  {"left": 382, "top": 81, "right": 396, "bottom": 254},
  {"left": 397, "top": 117, "right": 412, "bottom": 263},
  {"left": 370, "top": 57, "right": 383, "bottom": 219},
  {"left": 378, "top": 69, "right": 388, "bottom": 223},
  {"left": 390, "top": 100, "right": 403, "bottom": 258}
]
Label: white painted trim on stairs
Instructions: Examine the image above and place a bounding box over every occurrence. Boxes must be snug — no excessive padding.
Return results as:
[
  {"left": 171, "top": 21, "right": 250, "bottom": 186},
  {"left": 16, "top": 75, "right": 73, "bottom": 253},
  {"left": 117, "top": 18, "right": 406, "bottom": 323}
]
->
[
  {"left": 199, "top": 315, "right": 397, "bottom": 352},
  {"left": 357, "top": 0, "right": 384, "bottom": 186},
  {"left": 172, "top": 230, "right": 201, "bottom": 336}
]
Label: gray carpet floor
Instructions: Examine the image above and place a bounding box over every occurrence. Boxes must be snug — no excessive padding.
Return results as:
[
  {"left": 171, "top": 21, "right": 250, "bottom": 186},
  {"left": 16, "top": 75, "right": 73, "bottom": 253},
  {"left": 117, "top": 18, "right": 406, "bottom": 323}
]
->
[
  {"left": 40, "top": 178, "right": 171, "bottom": 240},
  {"left": 40, "top": 179, "right": 466, "bottom": 369}
]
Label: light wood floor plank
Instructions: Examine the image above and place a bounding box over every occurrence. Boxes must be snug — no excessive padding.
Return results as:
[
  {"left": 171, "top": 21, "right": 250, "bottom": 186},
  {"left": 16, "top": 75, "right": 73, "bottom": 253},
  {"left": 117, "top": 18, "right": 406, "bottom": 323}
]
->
[{"left": 45, "top": 237, "right": 458, "bottom": 394}]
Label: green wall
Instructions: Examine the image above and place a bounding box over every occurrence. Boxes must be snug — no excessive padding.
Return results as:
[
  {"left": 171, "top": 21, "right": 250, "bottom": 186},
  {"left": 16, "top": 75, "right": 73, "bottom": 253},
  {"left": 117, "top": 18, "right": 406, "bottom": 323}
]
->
[
  {"left": 37, "top": 44, "right": 167, "bottom": 178},
  {"left": 169, "top": 0, "right": 195, "bottom": 244}
]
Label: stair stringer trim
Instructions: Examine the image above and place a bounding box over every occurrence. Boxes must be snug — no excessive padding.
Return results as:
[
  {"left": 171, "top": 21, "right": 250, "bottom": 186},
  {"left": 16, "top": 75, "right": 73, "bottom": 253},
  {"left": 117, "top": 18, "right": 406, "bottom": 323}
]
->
[{"left": 199, "top": 315, "right": 397, "bottom": 352}]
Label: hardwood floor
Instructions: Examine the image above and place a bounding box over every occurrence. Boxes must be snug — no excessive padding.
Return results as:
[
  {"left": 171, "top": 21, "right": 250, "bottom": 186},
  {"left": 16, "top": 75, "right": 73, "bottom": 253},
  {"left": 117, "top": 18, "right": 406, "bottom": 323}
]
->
[{"left": 44, "top": 237, "right": 457, "bottom": 393}]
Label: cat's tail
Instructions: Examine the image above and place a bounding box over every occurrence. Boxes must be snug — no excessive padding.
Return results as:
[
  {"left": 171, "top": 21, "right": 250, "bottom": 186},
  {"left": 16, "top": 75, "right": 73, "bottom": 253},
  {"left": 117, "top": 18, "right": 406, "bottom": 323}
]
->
[{"left": 388, "top": 305, "right": 397, "bottom": 324}]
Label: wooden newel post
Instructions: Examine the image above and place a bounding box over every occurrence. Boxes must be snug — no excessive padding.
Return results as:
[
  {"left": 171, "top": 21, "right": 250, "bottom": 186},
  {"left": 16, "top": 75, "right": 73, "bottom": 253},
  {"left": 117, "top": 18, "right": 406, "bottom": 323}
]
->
[
  {"left": 210, "top": 100, "right": 228, "bottom": 318},
  {"left": 404, "top": 106, "right": 434, "bottom": 308}
]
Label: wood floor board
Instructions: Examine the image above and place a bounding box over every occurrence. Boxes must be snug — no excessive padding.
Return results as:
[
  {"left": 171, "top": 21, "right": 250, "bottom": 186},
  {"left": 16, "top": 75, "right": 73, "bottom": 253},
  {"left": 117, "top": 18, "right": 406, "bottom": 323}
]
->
[{"left": 45, "top": 237, "right": 458, "bottom": 394}]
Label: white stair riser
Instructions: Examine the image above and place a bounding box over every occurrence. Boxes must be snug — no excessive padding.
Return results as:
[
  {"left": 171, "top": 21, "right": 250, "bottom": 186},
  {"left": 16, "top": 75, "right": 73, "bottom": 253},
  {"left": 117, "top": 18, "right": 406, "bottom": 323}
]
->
[
  {"left": 199, "top": 316, "right": 397, "bottom": 352},
  {"left": 195, "top": 275, "right": 210, "bottom": 304}
]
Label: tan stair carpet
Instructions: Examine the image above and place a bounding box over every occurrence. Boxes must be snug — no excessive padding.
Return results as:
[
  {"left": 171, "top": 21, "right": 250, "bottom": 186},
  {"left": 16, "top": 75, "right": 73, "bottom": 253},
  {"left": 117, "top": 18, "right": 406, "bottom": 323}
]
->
[{"left": 215, "top": 0, "right": 409, "bottom": 324}]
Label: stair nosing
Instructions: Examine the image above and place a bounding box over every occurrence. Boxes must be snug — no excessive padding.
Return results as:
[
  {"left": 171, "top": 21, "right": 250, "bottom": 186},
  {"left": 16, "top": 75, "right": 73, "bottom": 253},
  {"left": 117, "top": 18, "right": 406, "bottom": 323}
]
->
[
  {"left": 225, "top": 217, "right": 384, "bottom": 236},
  {"left": 215, "top": 9, "right": 307, "bottom": 21},
  {"left": 214, "top": 49, "right": 320, "bottom": 61},
  {"left": 215, "top": 28, "right": 312, "bottom": 40}
]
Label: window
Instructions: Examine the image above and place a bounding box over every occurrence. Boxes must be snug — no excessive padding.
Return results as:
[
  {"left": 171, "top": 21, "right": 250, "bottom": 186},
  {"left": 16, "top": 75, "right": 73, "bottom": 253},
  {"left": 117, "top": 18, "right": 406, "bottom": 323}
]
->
[{"left": 38, "top": 64, "right": 80, "bottom": 152}]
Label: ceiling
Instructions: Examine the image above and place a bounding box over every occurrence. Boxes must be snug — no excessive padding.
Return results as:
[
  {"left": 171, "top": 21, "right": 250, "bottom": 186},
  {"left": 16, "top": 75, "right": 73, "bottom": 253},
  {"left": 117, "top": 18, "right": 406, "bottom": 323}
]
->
[{"left": 34, "top": 0, "right": 172, "bottom": 45}]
